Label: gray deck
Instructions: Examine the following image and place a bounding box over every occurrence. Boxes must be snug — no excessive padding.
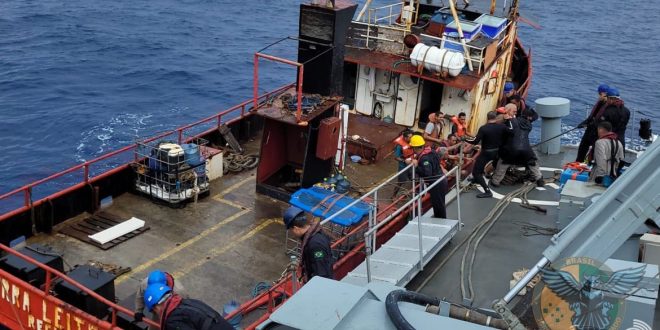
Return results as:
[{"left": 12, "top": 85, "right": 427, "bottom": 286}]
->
[{"left": 408, "top": 148, "right": 574, "bottom": 308}]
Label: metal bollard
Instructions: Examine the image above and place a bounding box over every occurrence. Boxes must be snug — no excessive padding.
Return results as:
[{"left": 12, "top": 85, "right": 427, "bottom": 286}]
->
[{"left": 535, "top": 97, "right": 570, "bottom": 154}]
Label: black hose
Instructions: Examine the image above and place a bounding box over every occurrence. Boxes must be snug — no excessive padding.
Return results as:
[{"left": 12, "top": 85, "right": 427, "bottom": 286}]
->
[{"left": 385, "top": 290, "right": 440, "bottom": 330}]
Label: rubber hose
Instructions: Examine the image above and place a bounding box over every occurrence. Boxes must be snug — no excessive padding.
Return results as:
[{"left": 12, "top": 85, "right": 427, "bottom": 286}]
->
[{"left": 385, "top": 290, "right": 440, "bottom": 330}]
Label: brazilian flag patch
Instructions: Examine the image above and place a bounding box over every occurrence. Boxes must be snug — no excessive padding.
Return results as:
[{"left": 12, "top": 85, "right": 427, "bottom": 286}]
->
[
  {"left": 423, "top": 161, "right": 430, "bottom": 166},
  {"left": 313, "top": 250, "right": 325, "bottom": 259}
]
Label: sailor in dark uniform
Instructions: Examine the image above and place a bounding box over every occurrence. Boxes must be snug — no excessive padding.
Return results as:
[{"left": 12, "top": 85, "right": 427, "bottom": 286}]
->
[
  {"left": 283, "top": 206, "right": 333, "bottom": 281},
  {"left": 409, "top": 135, "right": 447, "bottom": 218}
]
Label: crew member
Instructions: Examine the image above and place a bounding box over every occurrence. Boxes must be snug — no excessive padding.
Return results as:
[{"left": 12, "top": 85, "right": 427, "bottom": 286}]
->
[
  {"left": 491, "top": 104, "right": 544, "bottom": 187},
  {"left": 409, "top": 135, "right": 447, "bottom": 218},
  {"left": 392, "top": 130, "right": 414, "bottom": 197},
  {"left": 598, "top": 88, "right": 630, "bottom": 150},
  {"left": 449, "top": 112, "right": 468, "bottom": 138},
  {"left": 576, "top": 84, "right": 610, "bottom": 162},
  {"left": 466, "top": 111, "right": 512, "bottom": 198},
  {"left": 135, "top": 270, "right": 186, "bottom": 326},
  {"left": 507, "top": 95, "right": 527, "bottom": 115},
  {"left": 499, "top": 82, "right": 515, "bottom": 106},
  {"left": 143, "top": 284, "right": 233, "bottom": 330},
  {"left": 283, "top": 206, "right": 333, "bottom": 281},
  {"left": 423, "top": 112, "right": 444, "bottom": 147},
  {"left": 590, "top": 121, "right": 624, "bottom": 185}
]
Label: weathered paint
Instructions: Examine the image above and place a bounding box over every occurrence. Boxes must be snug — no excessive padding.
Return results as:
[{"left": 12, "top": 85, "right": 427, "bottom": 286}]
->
[{"left": 0, "top": 270, "right": 117, "bottom": 330}]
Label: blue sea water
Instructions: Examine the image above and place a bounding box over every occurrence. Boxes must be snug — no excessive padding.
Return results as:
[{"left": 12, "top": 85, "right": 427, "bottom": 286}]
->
[{"left": 1, "top": 0, "right": 659, "bottom": 199}]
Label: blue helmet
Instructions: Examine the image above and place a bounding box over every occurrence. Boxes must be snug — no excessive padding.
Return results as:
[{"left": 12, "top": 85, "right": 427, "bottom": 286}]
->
[
  {"left": 147, "top": 270, "right": 167, "bottom": 286},
  {"left": 144, "top": 284, "right": 171, "bottom": 311},
  {"left": 597, "top": 83, "right": 610, "bottom": 94},
  {"left": 283, "top": 206, "right": 305, "bottom": 229},
  {"left": 503, "top": 82, "right": 514, "bottom": 93},
  {"left": 606, "top": 87, "right": 619, "bottom": 97}
]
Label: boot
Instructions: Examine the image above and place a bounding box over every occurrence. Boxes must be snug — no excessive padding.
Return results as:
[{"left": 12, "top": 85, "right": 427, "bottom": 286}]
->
[
  {"left": 536, "top": 178, "right": 545, "bottom": 187},
  {"left": 477, "top": 190, "right": 493, "bottom": 198}
]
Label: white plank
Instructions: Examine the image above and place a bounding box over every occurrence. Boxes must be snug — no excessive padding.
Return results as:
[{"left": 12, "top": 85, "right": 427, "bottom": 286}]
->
[{"left": 88, "top": 217, "right": 145, "bottom": 245}]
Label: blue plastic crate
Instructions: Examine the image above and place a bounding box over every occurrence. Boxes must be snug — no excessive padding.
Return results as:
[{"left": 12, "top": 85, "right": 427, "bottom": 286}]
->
[
  {"left": 559, "top": 168, "right": 590, "bottom": 186},
  {"left": 474, "top": 14, "right": 507, "bottom": 39}
]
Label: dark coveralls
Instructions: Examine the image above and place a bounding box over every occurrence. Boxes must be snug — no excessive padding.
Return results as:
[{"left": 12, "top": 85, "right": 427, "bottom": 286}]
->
[
  {"left": 467, "top": 122, "right": 512, "bottom": 191},
  {"left": 161, "top": 298, "right": 233, "bottom": 330},
  {"left": 302, "top": 231, "right": 334, "bottom": 280},
  {"left": 576, "top": 99, "right": 606, "bottom": 162},
  {"left": 599, "top": 103, "right": 630, "bottom": 150},
  {"left": 415, "top": 149, "right": 447, "bottom": 218}
]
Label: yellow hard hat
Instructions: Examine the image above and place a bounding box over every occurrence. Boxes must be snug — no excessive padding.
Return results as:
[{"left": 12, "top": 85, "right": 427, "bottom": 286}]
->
[{"left": 409, "top": 135, "right": 425, "bottom": 147}]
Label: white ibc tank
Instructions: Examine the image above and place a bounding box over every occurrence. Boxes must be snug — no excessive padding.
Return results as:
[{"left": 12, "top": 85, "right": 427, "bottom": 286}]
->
[{"left": 409, "top": 43, "right": 465, "bottom": 77}]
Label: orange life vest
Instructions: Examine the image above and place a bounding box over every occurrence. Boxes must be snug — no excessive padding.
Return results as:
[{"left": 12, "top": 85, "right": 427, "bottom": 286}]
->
[
  {"left": 394, "top": 135, "right": 414, "bottom": 158},
  {"left": 451, "top": 116, "right": 467, "bottom": 137}
]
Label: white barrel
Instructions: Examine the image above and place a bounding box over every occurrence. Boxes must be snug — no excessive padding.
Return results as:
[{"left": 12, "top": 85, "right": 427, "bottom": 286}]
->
[{"left": 409, "top": 43, "right": 465, "bottom": 77}]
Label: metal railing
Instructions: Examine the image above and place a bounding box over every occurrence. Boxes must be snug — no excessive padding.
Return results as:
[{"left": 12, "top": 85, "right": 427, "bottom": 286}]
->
[
  {"left": 0, "top": 84, "right": 293, "bottom": 222},
  {"left": 318, "top": 155, "right": 463, "bottom": 284},
  {"left": 363, "top": 166, "right": 461, "bottom": 283},
  {"left": 0, "top": 243, "right": 159, "bottom": 329}
]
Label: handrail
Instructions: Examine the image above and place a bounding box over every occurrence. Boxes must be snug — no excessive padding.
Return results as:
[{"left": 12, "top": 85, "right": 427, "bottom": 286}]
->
[
  {"left": 0, "top": 84, "right": 293, "bottom": 221},
  {"left": 319, "top": 163, "right": 414, "bottom": 226},
  {"left": 363, "top": 165, "right": 460, "bottom": 283},
  {"left": 0, "top": 243, "right": 159, "bottom": 328},
  {"left": 365, "top": 166, "right": 458, "bottom": 237},
  {"left": 254, "top": 53, "right": 304, "bottom": 122}
]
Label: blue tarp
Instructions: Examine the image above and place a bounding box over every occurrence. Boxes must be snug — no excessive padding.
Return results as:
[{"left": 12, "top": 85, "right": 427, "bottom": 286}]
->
[{"left": 289, "top": 187, "right": 371, "bottom": 227}]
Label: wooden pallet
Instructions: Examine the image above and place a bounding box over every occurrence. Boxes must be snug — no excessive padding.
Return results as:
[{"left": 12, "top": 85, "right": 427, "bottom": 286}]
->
[{"left": 59, "top": 212, "right": 150, "bottom": 250}]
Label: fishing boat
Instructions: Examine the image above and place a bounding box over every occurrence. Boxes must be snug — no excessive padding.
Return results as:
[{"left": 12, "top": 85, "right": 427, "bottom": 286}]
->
[{"left": 3, "top": 0, "right": 657, "bottom": 329}]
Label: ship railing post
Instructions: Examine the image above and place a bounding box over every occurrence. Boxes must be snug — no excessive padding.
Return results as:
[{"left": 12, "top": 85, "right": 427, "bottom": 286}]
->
[
  {"left": 296, "top": 65, "right": 304, "bottom": 122},
  {"left": 217, "top": 114, "right": 222, "bottom": 128},
  {"left": 290, "top": 255, "right": 299, "bottom": 294},
  {"left": 365, "top": 231, "right": 372, "bottom": 283},
  {"left": 417, "top": 180, "right": 423, "bottom": 271},
  {"left": 372, "top": 190, "right": 378, "bottom": 249},
  {"left": 253, "top": 53, "right": 259, "bottom": 110},
  {"left": 44, "top": 270, "right": 52, "bottom": 295},
  {"left": 457, "top": 145, "right": 463, "bottom": 229},
  {"left": 83, "top": 162, "right": 89, "bottom": 183},
  {"left": 177, "top": 128, "right": 183, "bottom": 145}
]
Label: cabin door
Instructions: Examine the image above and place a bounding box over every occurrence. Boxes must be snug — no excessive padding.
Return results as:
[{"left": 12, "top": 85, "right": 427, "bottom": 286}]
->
[
  {"left": 394, "top": 74, "right": 420, "bottom": 127},
  {"left": 355, "top": 64, "right": 374, "bottom": 115}
]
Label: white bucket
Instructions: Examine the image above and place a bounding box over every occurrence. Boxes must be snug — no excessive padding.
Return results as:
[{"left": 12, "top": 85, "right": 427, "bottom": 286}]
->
[{"left": 409, "top": 43, "right": 465, "bottom": 77}]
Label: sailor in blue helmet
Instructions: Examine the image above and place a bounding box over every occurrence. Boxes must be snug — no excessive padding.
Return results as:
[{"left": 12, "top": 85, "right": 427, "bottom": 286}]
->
[
  {"left": 134, "top": 269, "right": 186, "bottom": 326},
  {"left": 576, "top": 84, "right": 610, "bottom": 162},
  {"left": 499, "top": 82, "right": 516, "bottom": 106},
  {"left": 283, "top": 206, "right": 333, "bottom": 281},
  {"left": 597, "top": 87, "right": 630, "bottom": 150},
  {"left": 143, "top": 284, "right": 233, "bottom": 330}
]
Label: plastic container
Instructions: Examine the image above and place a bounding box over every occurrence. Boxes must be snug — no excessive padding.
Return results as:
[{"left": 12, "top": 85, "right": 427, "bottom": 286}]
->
[
  {"left": 559, "top": 168, "right": 590, "bottom": 186},
  {"left": 474, "top": 14, "right": 507, "bottom": 39},
  {"left": 444, "top": 20, "right": 482, "bottom": 42},
  {"left": 181, "top": 143, "right": 200, "bottom": 165},
  {"left": 410, "top": 43, "right": 465, "bottom": 77}
]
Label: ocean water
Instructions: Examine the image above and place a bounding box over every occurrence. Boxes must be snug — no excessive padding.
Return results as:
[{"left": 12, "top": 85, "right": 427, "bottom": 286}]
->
[{"left": 1, "top": 0, "right": 659, "bottom": 198}]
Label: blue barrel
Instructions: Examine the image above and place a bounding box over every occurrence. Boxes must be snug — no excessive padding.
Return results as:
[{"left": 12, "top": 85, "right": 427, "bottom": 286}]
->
[{"left": 181, "top": 144, "right": 200, "bottom": 165}]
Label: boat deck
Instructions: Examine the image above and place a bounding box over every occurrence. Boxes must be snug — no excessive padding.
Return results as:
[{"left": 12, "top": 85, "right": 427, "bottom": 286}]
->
[
  {"left": 25, "top": 137, "right": 400, "bottom": 320},
  {"left": 407, "top": 146, "right": 660, "bottom": 328}
]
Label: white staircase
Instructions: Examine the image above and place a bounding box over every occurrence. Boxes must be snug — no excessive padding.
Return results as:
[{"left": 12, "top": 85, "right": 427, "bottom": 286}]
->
[{"left": 342, "top": 214, "right": 459, "bottom": 287}]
